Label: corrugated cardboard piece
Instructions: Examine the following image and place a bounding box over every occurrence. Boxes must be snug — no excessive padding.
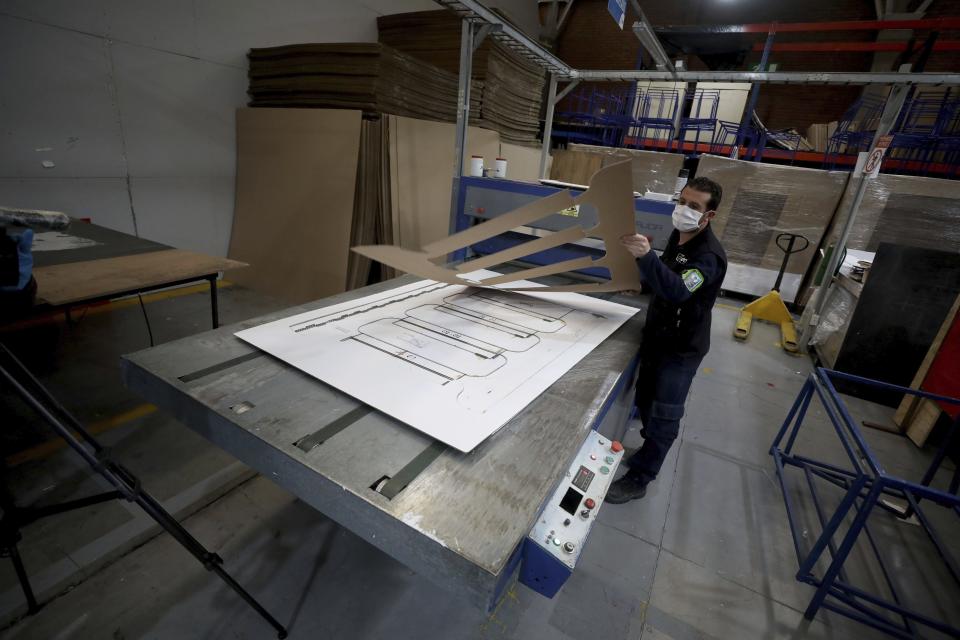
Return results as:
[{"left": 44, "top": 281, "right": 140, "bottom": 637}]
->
[
  {"left": 388, "top": 115, "right": 500, "bottom": 251},
  {"left": 229, "top": 108, "right": 362, "bottom": 304},
  {"left": 354, "top": 160, "right": 641, "bottom": 294}
]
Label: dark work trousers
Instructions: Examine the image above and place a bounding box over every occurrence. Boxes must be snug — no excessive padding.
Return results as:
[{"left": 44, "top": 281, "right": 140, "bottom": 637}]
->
[{"left": 625, "top": 352, "right": 701, "bottom": 485}]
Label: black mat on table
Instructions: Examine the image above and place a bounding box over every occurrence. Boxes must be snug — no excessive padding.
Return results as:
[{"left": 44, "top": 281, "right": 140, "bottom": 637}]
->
[{"left": 31, "top": 221, "right": 169, "bottom": 267}]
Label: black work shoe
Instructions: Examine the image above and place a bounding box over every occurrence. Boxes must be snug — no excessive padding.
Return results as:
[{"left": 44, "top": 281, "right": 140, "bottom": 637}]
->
[{"left": 605, "top": 475, "right": 647, "bottom": 504}]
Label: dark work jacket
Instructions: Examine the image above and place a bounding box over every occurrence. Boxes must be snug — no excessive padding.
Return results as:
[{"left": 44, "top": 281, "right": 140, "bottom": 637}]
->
[{"left": 636, "top": 225, "right": 727, "bottom": 363}]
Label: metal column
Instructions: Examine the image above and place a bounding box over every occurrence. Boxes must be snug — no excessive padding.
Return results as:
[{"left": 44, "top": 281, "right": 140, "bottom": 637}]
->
[
  {"left": 449, "top": 18, "right": 476, "bottom": 236},
  {"left": 539, "top": 77, "right": 580, "bottom": 180},
  {"left": 736, "top": 28, "right": 776, "bottom": 154},
  {"left": 540, "top": 74, "right": 558, "bottom": 180},
  {"left": 799, "top": 74, "right": 911, "bottom": 348}
]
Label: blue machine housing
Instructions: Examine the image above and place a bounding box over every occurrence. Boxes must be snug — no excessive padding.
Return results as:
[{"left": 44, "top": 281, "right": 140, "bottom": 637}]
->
[
  {"left": 487, "top": 350, "right": 638, "bottom": 607},
  {"left": 518, "top": 537, "right": 571, "bottom": 598},
  {"left": 454, "top": 176, "right": 674, "bottom": 278}
]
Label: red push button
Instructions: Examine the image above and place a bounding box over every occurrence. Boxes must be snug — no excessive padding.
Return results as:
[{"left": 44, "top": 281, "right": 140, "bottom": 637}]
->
[
  {"left": 611, "top": 441, "right": 623, "bottom": 453},
  {"left": 584, "top": 498, "right": 596, "bottom": 509}
]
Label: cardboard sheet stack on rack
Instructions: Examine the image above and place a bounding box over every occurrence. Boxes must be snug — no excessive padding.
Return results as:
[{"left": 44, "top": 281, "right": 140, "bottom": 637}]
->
[
  {"left": 378, "top": 10, "right": 546, "bottom": 143},
  {"left": 805, "top": 122, "right": 838, "bottom": 153},
  {"left": 247, "top": 43, "right": 481, "bottom": 124}
]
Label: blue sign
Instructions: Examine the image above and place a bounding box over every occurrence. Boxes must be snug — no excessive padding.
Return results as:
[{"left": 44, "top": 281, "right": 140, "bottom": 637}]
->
[{"left": 607, "top": 0, "right": 626, "bottom": 29}]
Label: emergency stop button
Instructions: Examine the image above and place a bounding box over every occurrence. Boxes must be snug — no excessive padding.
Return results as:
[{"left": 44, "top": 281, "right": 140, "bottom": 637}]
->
[
  {"left": 611, "top": 441, "right": 623, "bottom": 453},
  {"left": 584, "top": 498, "right": 596, "bottom": 510}
]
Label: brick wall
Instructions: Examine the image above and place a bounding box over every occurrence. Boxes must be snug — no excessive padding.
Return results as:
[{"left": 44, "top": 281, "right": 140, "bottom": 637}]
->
[{"left": 555, "top": 0, "right": 958, "bottom": 132}]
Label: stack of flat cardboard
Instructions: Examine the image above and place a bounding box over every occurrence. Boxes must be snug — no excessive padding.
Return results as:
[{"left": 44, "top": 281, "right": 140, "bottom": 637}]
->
[
  {"left": 805, "top": 122, "right": 838, "bottom": 153},
  {"left": 231, "top": 108, "right": 518, "bottom": 302},
  {"left": 387, "top": 114, "right": 500, "bottom": 251},
  {"left": 247, "top": 43, "right": 480, "bottom": 124},
  {"left": 230, "top": 108, "right": 364, "bottom": 304},
  {"left": 347, "top": 116, "right": 395, "bottom": 291},
  {"left": 378, "top": 11, "right": 545, "bottom": 143},
  {"left": 549, "top": 144, "right": 684, "bottom": 195}
]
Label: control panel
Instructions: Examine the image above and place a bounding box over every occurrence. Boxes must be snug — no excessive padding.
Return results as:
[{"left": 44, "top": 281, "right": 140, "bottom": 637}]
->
[{"left": 528, "top": 433, "right": 624, "bottom": 569}]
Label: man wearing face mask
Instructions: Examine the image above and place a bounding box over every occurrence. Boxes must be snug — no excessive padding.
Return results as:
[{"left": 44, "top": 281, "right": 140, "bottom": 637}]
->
[{"left": 606, "top": 176, "right": 727, "bottom": 504}]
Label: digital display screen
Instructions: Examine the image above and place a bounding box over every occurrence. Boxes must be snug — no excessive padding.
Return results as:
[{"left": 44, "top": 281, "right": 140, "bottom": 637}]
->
[
  {"left": 572, "top": 465, "right": 595, "bottom": 492},
  {"left": 559, "top": 487, "right": 584, "bottom": 515}
]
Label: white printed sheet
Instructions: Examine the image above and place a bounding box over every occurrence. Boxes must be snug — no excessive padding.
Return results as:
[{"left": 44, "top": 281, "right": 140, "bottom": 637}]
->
[{"left": 235, "top": 272, "right": 639, "bottom": 452}]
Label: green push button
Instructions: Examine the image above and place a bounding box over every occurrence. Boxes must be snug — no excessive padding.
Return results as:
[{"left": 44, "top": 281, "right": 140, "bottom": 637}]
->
[
  {"left": 599, "top": 466, "right": 610, "bottom": 474},
  {"left": 605, "top": 456, "right": 615, "bottom": 464}
]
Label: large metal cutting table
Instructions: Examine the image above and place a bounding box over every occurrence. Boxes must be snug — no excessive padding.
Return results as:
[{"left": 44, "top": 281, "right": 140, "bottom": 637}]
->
[{"left": 121, "top": 275, "right": 646, "bottom": 608}]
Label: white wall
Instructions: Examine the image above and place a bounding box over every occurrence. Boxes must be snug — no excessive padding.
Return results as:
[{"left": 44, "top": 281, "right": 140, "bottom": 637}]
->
[{"left": 0, "top": 0, "right": 436, "bottom": 256}]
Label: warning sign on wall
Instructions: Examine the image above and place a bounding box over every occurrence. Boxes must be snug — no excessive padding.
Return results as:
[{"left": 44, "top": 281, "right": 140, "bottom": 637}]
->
[{"left": 862, "top": 135, "right": 893, "bottom": 179}]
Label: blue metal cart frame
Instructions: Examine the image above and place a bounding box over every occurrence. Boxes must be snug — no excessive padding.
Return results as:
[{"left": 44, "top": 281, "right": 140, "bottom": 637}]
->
[{"left": 770, "top": 368, "right": 960, "bottom": 639}]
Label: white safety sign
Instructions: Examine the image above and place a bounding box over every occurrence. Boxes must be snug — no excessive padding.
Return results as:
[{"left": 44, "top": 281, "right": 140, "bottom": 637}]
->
[{"left": 862, "top": 135, "right": 893, "bottom": 179}]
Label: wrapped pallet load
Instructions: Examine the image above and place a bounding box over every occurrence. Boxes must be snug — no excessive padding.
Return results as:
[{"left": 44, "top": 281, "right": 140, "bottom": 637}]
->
[{"left": 694, "top": 155, "right": 850, "bottom": 302}]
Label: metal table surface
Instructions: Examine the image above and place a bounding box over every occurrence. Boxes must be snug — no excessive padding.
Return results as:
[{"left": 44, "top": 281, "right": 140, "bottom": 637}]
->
[{"left": 121, "top": 276, "right": 647, "bottom": 608}]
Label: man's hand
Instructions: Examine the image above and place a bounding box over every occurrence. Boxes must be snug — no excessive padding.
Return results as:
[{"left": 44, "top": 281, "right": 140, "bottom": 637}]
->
[{"left": 621, "top": 233, "right": 651, "bottom": 259}]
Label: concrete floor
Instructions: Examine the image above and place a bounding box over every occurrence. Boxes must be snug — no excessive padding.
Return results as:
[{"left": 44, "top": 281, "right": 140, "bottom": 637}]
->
[{"left": 1, "top": 286, "right": 957, "bottom": 639}]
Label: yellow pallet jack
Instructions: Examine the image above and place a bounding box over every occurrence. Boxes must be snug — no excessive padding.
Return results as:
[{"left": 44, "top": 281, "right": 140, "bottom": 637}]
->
[{"left": 734, "top": 233, "right": 809, "bottom": 353}]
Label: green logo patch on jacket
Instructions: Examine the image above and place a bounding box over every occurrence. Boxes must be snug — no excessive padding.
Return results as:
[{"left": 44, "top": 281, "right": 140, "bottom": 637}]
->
[{"left": 682, "top": 269, "right": 705, "bottom": 292}]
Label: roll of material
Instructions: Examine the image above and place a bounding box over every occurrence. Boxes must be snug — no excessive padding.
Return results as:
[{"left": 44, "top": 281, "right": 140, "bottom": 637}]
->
[
  {"left": 494, "top": 158, "right": 507, "bottom": 179},
  {"left": 0, "top": 206, "right": 70, "bottom": 230},
  {"left": 469, "top": 156, "right": 484, "bottom": 177}
]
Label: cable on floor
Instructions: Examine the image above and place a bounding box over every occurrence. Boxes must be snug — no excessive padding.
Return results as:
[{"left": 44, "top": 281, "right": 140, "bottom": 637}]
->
[{"left": 138, "top": 293, "right": 154, "bottom": 347}]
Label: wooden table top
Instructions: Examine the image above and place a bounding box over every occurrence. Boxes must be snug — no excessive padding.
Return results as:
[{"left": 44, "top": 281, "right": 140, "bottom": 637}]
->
[{"left": 34, "top": 248, "right": 246, "bottom": 306}]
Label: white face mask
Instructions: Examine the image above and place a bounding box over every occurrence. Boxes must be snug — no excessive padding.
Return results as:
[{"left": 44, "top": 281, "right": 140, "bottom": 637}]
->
[{"left": 672, "top": 204, "right": 703, "bottom": 232}]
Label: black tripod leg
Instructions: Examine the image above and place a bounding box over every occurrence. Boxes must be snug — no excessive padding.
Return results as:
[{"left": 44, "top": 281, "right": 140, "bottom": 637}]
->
[
  {"left": 210, "top": 564, "right": 288, "bottom": 639},
  {"left": 0, "top": 347, "right": 289, "bottom": 638},
  {"left": 8, "top": 542, "right": 38, "bottom": 614},
  {"left": 130, "top": 489, "right": 288, "bottom": 638}
]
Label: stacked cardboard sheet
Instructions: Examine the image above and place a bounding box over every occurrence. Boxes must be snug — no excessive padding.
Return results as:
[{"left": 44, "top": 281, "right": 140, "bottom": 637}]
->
[
  {"left": 550, "top": 144, "right": 684, "bottom": 195},
  {"left": 805, "top": 122, "right": 838, "bottom": 153},
  {"left": 378, "top": 11, "right": 545, "bottom": 143},
  {"left": 347, "top": 116, "right": 395, "bottom": 291},
  {"left": 230, "top": 108, "right": 363, "bottom": 304},
  {"left": 231, "top": 108, "right": 513, "bottom": 301},
  {"left": 247, "top": 43, "right": 480, "bottom": 124}
]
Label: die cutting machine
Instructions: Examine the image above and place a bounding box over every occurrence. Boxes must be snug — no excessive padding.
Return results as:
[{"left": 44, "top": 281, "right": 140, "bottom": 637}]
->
[
  {"left": 120, "top": 169, "right": 661, "bottom": 611},
  {"left": 122, "top": 272, "right": 646, "bottom": 611}
]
